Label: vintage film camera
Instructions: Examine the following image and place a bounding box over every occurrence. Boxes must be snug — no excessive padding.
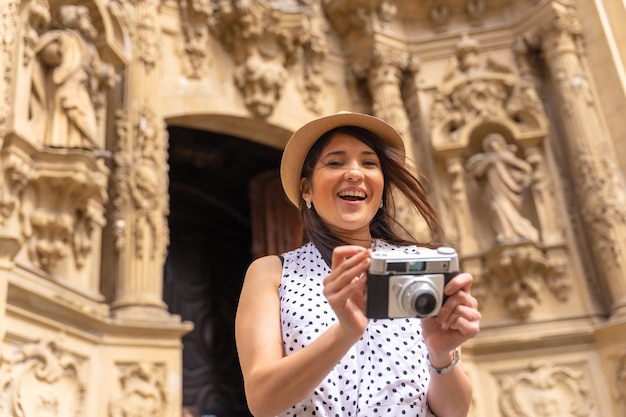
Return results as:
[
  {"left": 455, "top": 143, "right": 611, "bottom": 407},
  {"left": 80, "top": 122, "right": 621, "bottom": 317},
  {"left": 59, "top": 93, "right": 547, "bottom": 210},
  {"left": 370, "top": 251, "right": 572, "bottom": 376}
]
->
[{"left": 365, "top": 246, "right": 459, "bottom": 319}]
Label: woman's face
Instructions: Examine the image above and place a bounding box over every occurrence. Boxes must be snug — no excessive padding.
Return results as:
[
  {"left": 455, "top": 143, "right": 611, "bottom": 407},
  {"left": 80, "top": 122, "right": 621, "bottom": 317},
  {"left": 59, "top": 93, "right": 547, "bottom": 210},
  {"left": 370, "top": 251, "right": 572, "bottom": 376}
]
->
[{"left": 302, "top": 132, "right": 384, "bottom": 239}]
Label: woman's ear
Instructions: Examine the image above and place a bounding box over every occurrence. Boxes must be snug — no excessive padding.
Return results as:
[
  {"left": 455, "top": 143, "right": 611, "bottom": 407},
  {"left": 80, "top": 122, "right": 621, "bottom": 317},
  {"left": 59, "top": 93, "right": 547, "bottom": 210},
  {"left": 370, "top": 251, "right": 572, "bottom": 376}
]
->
[{"left": 300, "top": 178, "right": 311, "bottom": 200}]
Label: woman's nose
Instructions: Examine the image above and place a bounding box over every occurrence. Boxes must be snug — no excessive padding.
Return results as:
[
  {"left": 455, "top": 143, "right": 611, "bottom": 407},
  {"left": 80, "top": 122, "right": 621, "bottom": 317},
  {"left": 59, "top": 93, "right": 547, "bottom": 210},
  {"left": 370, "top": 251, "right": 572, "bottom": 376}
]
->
[{"left": 345, "top": 164, "right": 364, "bottom": 181}]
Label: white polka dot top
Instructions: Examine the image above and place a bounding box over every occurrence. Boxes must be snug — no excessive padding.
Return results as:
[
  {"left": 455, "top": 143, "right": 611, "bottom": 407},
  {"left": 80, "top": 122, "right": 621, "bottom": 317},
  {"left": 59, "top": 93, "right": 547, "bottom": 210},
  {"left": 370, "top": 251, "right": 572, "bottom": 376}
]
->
[{"left": 277, "top": 240, "right": 436, "bottom": 417}]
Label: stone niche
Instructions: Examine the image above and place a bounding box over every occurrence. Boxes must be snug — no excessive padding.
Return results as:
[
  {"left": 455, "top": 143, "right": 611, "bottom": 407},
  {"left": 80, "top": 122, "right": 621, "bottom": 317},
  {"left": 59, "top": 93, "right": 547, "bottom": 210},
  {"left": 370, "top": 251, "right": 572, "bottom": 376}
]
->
[{"left": 428, "top": 34, "right": 590, "bottom": 323}]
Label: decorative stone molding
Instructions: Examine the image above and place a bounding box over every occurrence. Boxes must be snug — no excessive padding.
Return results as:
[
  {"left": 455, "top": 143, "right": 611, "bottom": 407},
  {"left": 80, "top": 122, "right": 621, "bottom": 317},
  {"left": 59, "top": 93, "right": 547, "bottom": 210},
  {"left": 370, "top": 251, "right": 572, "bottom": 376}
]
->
[
  {"left": 207, "top": 0, "right": 327, "bottom": 117},
  {"left": 615, "top": 348, "right": 626, "bottom": 409},
  {"left": 2, "top": 133, "right": 109, "bottom": 277},
  {"left": 0, "top": 338, "right": 85, "bottom": 417},
  {"left": 484, "top": 242, "right": 569, "bottom": 319},
  {"left": 497, "top": 361, "right": 594, "bottom": 417},
  {"left": 109, "top": 362, "right": 168, "bottom": 417}
]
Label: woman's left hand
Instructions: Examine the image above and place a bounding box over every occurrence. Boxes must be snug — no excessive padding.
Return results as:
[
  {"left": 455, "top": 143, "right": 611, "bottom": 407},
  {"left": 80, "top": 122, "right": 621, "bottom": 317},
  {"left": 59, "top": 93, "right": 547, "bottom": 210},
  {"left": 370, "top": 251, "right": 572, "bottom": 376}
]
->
[{"left": 421, "top": 272, "right": 480, "bottom": 356}]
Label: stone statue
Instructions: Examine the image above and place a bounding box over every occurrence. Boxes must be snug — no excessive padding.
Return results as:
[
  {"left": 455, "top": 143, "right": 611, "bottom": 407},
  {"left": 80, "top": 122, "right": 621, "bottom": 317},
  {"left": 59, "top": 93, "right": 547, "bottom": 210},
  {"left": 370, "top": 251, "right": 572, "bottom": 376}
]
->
[
  {"left": 30, "top": 5, "right": 116, "bottom": 149},
  {"left": 466, "top": 133, "right": 539, "bottom": 243}
]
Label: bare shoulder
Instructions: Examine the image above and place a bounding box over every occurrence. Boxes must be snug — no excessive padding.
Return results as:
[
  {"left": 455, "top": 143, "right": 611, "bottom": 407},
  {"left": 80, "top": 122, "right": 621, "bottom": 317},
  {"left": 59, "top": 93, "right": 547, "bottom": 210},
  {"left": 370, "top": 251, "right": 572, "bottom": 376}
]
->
[{"left": 244, "top": 254, "right": 283, "bottom": 289}]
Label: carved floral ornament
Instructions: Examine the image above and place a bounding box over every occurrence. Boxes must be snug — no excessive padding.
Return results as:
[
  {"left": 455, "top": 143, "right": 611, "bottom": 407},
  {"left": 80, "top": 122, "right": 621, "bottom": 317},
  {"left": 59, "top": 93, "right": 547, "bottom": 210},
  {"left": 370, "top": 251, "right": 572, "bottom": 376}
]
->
[
  {"left": 0, "top": 338, "right": 85, "bottom": 417},
  {"left": 497, "top": 361, "right": 595, "bottom": 417},
  {"left": 109, "top": 362, "right": 168, "bottom": 417},
  {"left": 186, "top": 0, "right": 330, "bottom": 117}
]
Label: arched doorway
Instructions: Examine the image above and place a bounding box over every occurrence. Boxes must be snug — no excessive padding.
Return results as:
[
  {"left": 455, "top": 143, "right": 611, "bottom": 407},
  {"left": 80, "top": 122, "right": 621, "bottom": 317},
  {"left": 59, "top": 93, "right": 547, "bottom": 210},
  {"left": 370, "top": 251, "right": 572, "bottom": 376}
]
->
[{"left": 163, "top": 125, "right": 292, "bottom": 416}]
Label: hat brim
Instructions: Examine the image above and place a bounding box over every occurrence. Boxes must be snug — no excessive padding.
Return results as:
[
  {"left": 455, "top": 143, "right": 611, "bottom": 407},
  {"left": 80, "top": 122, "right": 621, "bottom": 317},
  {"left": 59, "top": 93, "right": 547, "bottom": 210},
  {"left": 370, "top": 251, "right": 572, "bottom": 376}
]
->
[{"left": 280, "top": 112, "right": 406, "bottom": 208}]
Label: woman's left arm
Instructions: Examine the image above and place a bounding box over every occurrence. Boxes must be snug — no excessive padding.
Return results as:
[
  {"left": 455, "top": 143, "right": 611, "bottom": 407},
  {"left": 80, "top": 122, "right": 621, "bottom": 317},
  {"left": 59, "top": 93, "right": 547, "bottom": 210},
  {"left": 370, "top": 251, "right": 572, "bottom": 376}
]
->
[{"left": 421, "top": 272, "right": 481, "bottom": 417}]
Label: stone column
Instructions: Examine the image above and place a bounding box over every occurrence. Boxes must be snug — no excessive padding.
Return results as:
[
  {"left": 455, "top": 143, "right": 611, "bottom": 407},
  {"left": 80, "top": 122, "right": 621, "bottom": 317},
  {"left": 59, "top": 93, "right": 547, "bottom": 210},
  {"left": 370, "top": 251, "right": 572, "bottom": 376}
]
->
[
  {"left": 0, "top": 0, "right": 28, "bottom": 340},
  {"left": 354, "top": 43, "right": 433, "bottom": 240},
  {"left": 365, "top": 45, "right": 417, "bottom": 163},
  {"left": 109, "top": 0, "right": 170, "bottom": 320},
  {"left": 540, "top": 5, "right": 626, "bottom": 316}
]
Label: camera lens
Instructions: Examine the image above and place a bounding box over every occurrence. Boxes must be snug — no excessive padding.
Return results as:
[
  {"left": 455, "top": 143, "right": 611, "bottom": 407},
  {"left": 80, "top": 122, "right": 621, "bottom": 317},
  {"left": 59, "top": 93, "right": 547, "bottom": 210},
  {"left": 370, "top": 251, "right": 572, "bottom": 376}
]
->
[
  {"left": 398, "top": 280, "right": 441, "bottom": 318},
  {"left": 413, "top": 293, "right": 437, "bottom": 316}
]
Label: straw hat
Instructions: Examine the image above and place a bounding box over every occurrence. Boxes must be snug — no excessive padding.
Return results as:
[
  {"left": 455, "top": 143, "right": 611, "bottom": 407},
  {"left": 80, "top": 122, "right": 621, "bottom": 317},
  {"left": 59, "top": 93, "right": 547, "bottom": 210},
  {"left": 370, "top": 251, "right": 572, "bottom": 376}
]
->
[{"left": 280, "top": 112, "right": 405, "bottom": 207}]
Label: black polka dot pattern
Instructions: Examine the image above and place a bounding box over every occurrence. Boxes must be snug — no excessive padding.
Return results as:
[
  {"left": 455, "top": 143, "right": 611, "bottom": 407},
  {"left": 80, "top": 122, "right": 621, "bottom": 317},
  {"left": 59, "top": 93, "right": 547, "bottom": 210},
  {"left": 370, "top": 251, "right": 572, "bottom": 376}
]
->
[{"left": 277, "top": 241, "right": 436, "bottom": 417}]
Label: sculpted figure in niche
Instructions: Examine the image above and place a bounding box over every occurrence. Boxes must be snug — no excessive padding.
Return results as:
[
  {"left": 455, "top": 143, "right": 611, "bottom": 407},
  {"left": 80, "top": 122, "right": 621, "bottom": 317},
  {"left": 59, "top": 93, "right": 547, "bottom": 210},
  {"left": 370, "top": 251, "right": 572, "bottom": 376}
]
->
[
  {"left": 30, "top": 5, "right": 116, "bottom": 149},
  {"left": 466, "top": 133, "right": 539, "bottom": 243}
]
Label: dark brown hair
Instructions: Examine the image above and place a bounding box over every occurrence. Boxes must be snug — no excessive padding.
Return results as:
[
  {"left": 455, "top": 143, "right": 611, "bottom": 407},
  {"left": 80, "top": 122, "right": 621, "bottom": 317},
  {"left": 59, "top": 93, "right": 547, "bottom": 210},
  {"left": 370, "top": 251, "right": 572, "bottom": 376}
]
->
[{"left": 299, "top": 126, "right": 443, "bottom": 265}]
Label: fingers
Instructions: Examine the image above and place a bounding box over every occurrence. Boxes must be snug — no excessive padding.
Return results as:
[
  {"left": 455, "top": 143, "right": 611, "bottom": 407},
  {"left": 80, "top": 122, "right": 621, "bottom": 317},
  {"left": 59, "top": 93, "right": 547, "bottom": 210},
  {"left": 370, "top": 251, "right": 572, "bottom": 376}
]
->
[
  {"left": 324, "top": 246, "right": 371, "bottom": 290},
  {"left": 444, "top": 272, "right": 473, "bottom": 295},
  {"left": 436, "top": 273, "right": 480, "bottom": 335}
]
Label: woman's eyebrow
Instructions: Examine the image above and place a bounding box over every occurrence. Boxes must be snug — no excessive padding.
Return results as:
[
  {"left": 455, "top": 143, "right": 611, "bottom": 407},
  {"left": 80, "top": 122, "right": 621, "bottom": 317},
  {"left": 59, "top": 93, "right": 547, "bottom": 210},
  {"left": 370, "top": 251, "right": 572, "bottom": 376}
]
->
[{"left": 321, "top": 149, "right": 377, "bottom": 158}]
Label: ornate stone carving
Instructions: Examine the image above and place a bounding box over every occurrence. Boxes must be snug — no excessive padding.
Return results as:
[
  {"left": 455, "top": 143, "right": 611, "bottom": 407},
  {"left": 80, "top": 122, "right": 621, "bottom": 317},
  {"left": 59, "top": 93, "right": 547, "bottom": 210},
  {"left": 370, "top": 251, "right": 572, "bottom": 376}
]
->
[
  {"left": 109, "top": 362, "right": 168, "bottom": 417},
  {"left": 536, "top": 1, "right": 626, "bottom": 314},
  {"left": 180, "top": 22, "right": 210, "bottom": 79},
  {"left": 29, "top": 5, "right": 116, "bottom": 149},
  {"left": 484, "top": 242, "right": 569, "bottom": 319},
  {"left": 497, "top": 361, "right": 594, "bottom": 417},
  {"left": 429, "top": 3, "right": 451, "bottom": 32},
  {"left": 0, "top": 338, "right": 85, "bottom": 417},
  {"left": 465, "top": 0, "right": 486, "bottom": 26},
  {"left": 616, "top": 349, "right": 626, "bottom": 410},
  {"left": 113, "top": 107, "right": 168, "bottom": 260},
  {"left": 430, "top": 34, "right": 548, "bottom": 150},
  {"left": 466, "top": 133, "right": 538, "bottom": 244},
  {"left": 16, "top": 142, "right": 109, "bottom": 275},
  {"left": 1, "top": 0, "right": 25, "bottom": 139},
  {"left": 208, "top": 1, "right": 327, "bottom": 117},
  {"left": 22, "top": 0, "right": 50, "bottom": 67}
]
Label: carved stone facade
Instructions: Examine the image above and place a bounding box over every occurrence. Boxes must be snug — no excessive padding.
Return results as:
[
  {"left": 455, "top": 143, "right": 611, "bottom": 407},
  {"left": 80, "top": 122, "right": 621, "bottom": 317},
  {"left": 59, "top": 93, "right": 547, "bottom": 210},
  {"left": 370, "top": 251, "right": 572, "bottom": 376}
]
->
[{"left": 0, "top": 0, "right": 625, "bottom": 416}]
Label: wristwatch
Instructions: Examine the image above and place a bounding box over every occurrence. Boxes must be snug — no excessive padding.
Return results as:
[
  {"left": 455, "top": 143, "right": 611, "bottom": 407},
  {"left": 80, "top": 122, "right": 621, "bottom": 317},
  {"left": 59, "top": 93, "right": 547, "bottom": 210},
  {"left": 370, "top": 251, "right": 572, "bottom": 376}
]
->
[{"left": 427, "top": 348, "right": 460, "bottom": 375}]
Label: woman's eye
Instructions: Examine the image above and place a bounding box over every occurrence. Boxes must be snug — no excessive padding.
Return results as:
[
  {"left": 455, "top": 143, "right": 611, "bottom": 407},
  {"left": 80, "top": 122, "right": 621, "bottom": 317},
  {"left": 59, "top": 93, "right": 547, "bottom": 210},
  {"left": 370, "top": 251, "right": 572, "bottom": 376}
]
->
[{"left": 327, "top": 160, "right": 343, "bottom": 167}]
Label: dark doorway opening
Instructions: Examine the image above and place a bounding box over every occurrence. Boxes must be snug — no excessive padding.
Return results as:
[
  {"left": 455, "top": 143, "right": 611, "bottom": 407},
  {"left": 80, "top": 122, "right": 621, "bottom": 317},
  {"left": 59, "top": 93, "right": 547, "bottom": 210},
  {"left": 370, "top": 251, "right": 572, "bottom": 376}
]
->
[{"left": 164, "top": 125, "right": 282, "bottom": 417}]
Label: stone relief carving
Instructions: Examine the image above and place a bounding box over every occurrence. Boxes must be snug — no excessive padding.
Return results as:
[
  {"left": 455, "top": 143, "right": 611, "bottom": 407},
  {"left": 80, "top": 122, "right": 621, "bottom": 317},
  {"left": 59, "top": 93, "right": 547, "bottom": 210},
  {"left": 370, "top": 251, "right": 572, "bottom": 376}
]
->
[
  {"left": 497, "top": 361, "right": 595, "bottom": 417},
  {"left": 430, "top": 34, "right": 573, "bottom": 319},
  {"left": 29, "top": 5, "right": 116, "bottom": 149},
  {"left": 19, "top": 151, "right": 109, "bottom": 274},
  {"left": 532, "top": 3, "right": 626, "bottom": 315},
  {"left": 466, "top": 133, "right": 538, "bottom": 243},
  {"left": 180, "top": 22, "right": 210, "bottom": 79},
  {"left": 484, "top": 243, "right": 569, "bottom": 319},
  {"left": 615, "top": 348, "right": 626, "bottom": 410},
  {"left": 429, "top": 4, "right": 451, "bottom": 32},
  {"left": 0, "top": 0, "right": 24, "bottom": 139},
  {"left": 109, "top": 362, "right": 167, "bottom": 417},
  {"left": 113, "top": 107, "right": 169, "bottom": 260},
  {"left": 0, "top": 339, "right": 85, "bottom": 417},
  {"left": 23, "top": 0, "right": 51, "bottom": 67},
  {"left": 207, "top": 0, "right": 327, "bottom": 117},
  {"left": 465, "top": 0, "right": 486, "bottom": 25},
  {"left": 438, "top": 34, "right": 517, "bottom": 117}
]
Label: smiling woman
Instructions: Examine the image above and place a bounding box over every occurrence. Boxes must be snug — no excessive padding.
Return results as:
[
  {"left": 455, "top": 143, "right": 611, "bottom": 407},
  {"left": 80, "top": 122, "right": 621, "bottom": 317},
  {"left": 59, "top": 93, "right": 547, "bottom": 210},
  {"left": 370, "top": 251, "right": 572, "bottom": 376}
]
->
[{"left": 235, "top": 112, "right": 481, "bottom": 417}]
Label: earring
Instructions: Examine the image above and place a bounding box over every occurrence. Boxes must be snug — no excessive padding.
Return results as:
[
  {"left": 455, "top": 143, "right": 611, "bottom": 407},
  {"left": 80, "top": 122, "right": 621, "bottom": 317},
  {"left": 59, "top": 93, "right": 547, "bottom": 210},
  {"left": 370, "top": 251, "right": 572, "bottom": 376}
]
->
[
  {"left": 305, "top": 198, "right": 312, "bottom": 209},
  {"left": 379, "top": 200, "right": 384, "bottom": 209}
]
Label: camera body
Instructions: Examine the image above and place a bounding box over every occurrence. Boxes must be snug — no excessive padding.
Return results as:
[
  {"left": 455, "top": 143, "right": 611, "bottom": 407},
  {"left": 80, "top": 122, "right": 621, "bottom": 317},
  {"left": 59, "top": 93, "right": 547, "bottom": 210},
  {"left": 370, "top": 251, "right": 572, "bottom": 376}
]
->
[{"left": 366, "top": 246, "right": 459, "bottom": 319}]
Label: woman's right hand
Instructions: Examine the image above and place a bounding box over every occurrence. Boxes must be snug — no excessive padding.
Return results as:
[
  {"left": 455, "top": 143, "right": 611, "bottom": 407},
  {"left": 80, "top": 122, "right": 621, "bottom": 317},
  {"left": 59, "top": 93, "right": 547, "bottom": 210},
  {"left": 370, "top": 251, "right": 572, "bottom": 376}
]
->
[{"left": 323, "top": 245, "right": 372, "bottom": 340}]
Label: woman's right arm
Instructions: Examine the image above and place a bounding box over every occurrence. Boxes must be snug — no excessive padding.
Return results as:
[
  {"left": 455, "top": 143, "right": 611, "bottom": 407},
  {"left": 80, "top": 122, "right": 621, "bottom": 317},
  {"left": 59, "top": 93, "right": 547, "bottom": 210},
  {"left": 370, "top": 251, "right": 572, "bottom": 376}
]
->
[{"left": 235, "top": 247, "right": 370, "bottom": 417}]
